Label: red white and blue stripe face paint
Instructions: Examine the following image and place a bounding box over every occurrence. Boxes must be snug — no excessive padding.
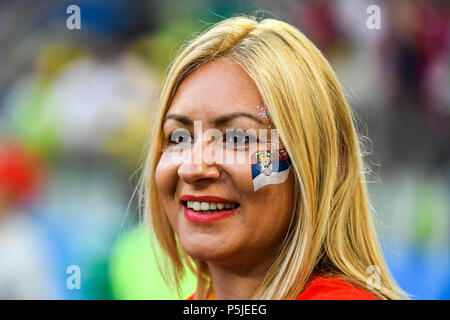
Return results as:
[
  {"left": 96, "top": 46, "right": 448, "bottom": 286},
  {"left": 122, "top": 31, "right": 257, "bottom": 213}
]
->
[{"left": 251, "top": 149, "right": 291, "bottom": 192}]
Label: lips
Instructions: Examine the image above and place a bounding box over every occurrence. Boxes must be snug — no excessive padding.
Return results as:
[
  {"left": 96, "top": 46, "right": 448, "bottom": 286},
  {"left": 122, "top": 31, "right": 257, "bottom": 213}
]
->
[
  {"left": 180, "top": 195, "right": 235, "bottom": 203},
  {"left": 181, "top": 195, "right": 240, "bottom": 223}
]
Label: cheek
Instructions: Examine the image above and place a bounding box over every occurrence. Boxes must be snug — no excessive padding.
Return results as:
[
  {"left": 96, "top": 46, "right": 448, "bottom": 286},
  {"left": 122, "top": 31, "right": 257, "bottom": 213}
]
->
[
  {"left": 227, "top": 158, "right": 295, "bottom": 219},
  {"left": 154, "top": 152, "right": 179, "bottom": 199},
  {"left": 236, "top": 162, "right": 295, "bottom": 243},
  {"left": 250, "top": 174, "right": 296, "bottom": 249},
  {"left": 227, "top": 162, "right": 256, "bottom": 196}
]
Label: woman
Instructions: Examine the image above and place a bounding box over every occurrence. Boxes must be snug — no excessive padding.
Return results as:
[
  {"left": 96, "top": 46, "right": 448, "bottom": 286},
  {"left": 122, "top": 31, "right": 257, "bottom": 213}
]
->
[{"left": 140, "top": 16, "right": 406, "bottom": 300}]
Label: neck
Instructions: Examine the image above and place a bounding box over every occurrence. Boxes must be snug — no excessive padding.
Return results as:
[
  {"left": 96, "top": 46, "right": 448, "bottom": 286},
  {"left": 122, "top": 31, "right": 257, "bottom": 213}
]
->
[{"left": 207, "top": 256, "right": 274, "bottom": 300}]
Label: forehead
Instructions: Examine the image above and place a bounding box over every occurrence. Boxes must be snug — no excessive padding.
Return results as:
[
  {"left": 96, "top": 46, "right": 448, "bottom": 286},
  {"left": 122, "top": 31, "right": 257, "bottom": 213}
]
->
[{"left": 168, "top": 59, "right": 264, "bottom": 117}]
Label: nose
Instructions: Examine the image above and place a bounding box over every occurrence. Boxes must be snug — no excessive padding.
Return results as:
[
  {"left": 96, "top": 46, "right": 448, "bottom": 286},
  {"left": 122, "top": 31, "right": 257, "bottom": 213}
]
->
[{"left": 177, "top": 137, "right": 221, "bottom": 186}]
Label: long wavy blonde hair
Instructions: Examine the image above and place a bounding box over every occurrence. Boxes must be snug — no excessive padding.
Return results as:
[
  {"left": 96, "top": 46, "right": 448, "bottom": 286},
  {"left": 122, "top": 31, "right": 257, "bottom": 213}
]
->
[{"left": 139, "top": 16, "right": 406, "bottom": 300}]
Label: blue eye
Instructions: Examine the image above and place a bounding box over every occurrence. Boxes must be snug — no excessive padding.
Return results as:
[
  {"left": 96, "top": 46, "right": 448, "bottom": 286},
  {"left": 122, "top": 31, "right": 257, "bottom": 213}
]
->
[
  {"left": 225, "top": 129, "right": 256, "bottom": 149},
  {"left": 169, "top": 129, "right": 192, "bottom": 145}
]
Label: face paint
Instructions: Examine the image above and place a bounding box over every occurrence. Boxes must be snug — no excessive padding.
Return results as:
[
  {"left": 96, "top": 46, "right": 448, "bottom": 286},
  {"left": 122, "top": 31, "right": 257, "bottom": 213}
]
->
[
  {"left": 250, "top": 105, "right": 291, "bottom": 191},
  {"left": 258, "top": 152, "right": 273, "bottom": 176},
  {"left": 251, "top": 149, "right": 291, "bottom": 191}
]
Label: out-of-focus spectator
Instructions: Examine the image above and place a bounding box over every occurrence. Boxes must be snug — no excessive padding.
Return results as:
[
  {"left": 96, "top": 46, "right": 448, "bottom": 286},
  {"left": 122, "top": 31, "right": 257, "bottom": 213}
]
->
[
  {"left": 380, "top": 0, "right": 450, "bottom": 169},
  {"left": 0, "top": 141, "right": 59, "bottom": 299},
  {"left": 0, "top": 0, "right": 448, "bottom": 300}
]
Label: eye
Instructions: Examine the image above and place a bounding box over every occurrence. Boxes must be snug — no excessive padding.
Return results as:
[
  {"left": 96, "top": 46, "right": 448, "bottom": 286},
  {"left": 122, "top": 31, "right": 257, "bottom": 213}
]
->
[
  {"left": 225, "top": 129, "right": 256, "bottom": 149},
  {"left": 168, "top": 129, "right": 193, "bottom": 145}
]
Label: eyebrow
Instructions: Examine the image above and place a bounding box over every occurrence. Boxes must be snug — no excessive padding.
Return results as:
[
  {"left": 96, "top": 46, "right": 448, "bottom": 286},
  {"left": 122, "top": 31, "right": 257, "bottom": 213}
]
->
[
  {"left": 213, "top": 112, "right": 265, "bottom": 126},
  {"left": 162, "top": 114, "right": 192, "bottom": 126},
  {"left": 162, "top": 112, "right": 265, "bottom": 127}
]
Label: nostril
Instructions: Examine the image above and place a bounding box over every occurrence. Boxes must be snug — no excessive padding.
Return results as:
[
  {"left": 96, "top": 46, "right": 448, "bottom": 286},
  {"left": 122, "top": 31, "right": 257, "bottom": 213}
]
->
[
  {"left": 196, "top": 177, "right": 217, "bottom": 184},
  {"left": 182, "top": 175, "right": 220, "bottom": 187}
]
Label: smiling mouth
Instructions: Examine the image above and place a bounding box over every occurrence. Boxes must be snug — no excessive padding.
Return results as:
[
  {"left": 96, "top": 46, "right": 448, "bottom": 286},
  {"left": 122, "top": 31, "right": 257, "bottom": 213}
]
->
[{"left": 182, "top": 201, "right": 240, "bottom": 214}]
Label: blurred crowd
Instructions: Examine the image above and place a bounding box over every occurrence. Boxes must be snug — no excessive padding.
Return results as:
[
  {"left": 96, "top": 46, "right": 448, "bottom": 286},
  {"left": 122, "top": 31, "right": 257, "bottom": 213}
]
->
[{"left": 0, "top": 0, "right": 448, "bottom": 299}]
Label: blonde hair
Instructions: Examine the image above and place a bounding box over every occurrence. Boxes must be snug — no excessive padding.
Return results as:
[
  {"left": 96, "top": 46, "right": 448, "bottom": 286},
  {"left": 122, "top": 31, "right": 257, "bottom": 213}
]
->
[{"left": 140, "top": 16, "right": 406, "bottom": 300}]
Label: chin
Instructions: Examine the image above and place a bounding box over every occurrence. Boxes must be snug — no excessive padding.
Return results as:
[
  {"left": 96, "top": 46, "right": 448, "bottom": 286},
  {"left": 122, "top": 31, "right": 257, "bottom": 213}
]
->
[{"left": 179, "top": 235, "right": 237, "bottom": 263}]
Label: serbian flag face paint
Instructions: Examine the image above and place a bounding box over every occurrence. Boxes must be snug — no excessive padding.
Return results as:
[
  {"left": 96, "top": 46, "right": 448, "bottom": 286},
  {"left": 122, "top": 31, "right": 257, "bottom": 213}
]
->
[{"left": 251, "top": 149, "right": 291, "bottom": 191}]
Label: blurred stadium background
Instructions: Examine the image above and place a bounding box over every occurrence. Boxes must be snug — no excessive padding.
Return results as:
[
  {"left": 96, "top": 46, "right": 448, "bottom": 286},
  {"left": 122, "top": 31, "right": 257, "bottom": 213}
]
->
[{"left": 0, "top": 0, "right": 448, "bottom": 299}]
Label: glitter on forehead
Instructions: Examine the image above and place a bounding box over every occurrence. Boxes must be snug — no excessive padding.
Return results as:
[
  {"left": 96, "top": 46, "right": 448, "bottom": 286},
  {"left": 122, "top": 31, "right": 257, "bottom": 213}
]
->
[{"left": 255, "top": 105, "right": 269, "bottom": 121}]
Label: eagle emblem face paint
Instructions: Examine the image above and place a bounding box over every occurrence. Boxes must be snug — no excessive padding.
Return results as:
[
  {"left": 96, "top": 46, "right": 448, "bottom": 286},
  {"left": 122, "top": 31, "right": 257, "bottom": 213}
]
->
[
  {"left": 251, "top": 149, "right": 291, "bottom": 191},
  {"left": 250, "top": 105, "right": 291, "bottom": 191},
  {"left": 257, "top": 152, "right": 273, "bottom": 176}
]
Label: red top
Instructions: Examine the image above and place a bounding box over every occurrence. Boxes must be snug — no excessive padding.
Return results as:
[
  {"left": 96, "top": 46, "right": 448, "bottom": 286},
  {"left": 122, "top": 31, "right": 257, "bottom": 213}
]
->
[
  {"left": 186, "top": 277, "right": 379, "bottom": 300},
  {"left": 296, "top": 277, "right": 378, "bottom": 300}
]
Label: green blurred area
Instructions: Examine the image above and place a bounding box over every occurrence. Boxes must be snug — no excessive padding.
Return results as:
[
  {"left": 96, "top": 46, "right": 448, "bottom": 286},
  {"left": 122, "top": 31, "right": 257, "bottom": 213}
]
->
[{"left": 109, "top": 223, "right": 196, "bottom": 299}]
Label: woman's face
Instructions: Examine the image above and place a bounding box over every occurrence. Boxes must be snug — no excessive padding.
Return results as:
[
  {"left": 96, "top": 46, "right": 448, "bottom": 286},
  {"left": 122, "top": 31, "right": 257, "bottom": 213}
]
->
[{"left": 155, "top": 59, "right": 295, "bottom": 269}]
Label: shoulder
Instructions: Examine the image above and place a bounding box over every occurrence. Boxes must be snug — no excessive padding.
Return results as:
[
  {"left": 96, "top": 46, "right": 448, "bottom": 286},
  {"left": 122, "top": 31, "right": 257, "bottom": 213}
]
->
[{"left": 296, "top": 277, "right": 379, "bottom": 300}]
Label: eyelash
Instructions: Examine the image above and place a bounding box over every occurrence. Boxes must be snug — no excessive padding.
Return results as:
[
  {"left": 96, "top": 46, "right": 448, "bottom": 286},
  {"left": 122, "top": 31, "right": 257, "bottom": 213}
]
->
[
  {"left": 225, "top": 130, "right": 257, "bottom": 149},
  {"left": 168, "top": 130, "right": 193, "bottom": 145},
  {"left": 166, "top": 129, "right": 258, "bottom": 149}
]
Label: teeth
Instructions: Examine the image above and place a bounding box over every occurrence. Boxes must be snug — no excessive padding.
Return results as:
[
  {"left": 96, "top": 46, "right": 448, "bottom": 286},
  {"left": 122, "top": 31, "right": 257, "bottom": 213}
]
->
[
  {"left": 186, "top": 201, "right": 237, "bottom": 212},
  {"left": 193, "top": 202, "right": 200, "bottom": 211},
  {"left": 200, "top": 202, "right": 209, "bottom": 210}
]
